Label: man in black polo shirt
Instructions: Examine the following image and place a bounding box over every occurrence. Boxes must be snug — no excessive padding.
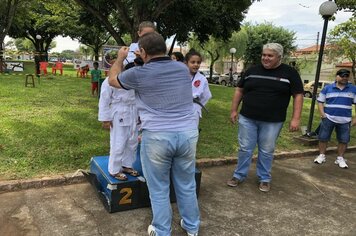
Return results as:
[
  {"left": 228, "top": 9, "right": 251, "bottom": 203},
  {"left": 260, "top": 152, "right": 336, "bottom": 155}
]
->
[{"left": 227, "top": 43, "right": 304, "bottom": 192}]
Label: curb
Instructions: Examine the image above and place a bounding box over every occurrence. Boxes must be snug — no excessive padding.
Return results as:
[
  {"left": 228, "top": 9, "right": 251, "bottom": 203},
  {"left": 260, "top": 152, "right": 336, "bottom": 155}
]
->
[{"left": 1, "top": 146, "right": 355, "bottom": 194}]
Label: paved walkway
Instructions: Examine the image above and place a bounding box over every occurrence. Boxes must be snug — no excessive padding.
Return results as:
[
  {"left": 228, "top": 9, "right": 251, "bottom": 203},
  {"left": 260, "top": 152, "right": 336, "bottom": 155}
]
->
[{"left": 0, "top": 154, "right": 356, "bottom": 236}]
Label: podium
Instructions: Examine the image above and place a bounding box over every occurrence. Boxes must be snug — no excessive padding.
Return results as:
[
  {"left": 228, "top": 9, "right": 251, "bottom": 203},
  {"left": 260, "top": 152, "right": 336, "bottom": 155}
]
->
[{"left": 85, "top": 155, "right": 202, "bottom": 213}]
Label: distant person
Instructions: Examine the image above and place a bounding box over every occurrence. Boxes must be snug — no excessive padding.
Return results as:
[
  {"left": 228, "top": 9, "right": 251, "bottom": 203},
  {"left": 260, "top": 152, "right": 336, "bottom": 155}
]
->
[
  {"left": 227, "top": 43, "right": 304, "bottom": 192},
  {"left": 171, "top": 51, "right": 184, "bottom": 62},
  {"left": 90, "top": 62, "right": 101, "bottom": 96},
  {"left": 185, "top": 49, "right": 212, "bottom": 127},
  {"left": 314, "top": 69, "right": 356, "bottom": 168},
  {"left": 124, "top": 21, "right": 156, "bottom": 67},
  {"left": 98, "top": 77, "right": 139, "bottom": 180},
  {"left": 108, "top": 32, "right": 200, "bottom": 236},
  {"left": 82, "top": 64, "right": 90, "bottom": 78}
]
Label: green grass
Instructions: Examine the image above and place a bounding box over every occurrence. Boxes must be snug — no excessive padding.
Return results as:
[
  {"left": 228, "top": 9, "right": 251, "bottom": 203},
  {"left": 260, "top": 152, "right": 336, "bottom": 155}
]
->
[
  {"left": 0, "top": 70, "right": 355, "bottom": 180},
  {"left": 0, "top": 73, "right": 107, "bottom": 180}
]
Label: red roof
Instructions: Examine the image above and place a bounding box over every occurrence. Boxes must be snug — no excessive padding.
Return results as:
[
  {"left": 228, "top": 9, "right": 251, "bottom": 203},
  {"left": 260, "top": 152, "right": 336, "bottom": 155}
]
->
[
  {"left": 295, "top": 44, "right": 336, "bottom": 54},
  {"left": 335, "top": 62, "right": 353, "bottom": 68}
]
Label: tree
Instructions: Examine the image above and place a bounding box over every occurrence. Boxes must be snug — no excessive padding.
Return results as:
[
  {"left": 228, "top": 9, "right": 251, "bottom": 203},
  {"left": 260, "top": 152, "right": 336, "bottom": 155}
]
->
[
  {"left": 72, "top": 0, "right": 256, "bottom": 50},
  {"left": 15, "top": 38, "right": 36, "bottom": 53},
  {"left": 65, "top": 8, "right": 111, "bottom": 61},
  {"left": 0, "top": 0, "right": 21, "bottom": 71},
  {"left": 8, "top": 0, "right": 77, "bottom": 73},
  {"left": 188, "top": 35, "right": 225, "bottom": 80},
  {"left": 329, "top": 17, "right": 356, "bottom": 83},
  {"left": 188, "top": 28, "right": 248, "bottom": 80},
  {"left": 59, "top": 50, "right": 76, "bottom": 61},
  {"left": 228, "top": 29, "right": 249, "bottom": 63},
  {"left": 335, "top": 0, "right": 356, "bottom": 15},
  {"left": 243, "top": 22, "right": 296, "bottom": 66},
  {"left": 157, "top": 0, "right": 253, "bottom": 53}
]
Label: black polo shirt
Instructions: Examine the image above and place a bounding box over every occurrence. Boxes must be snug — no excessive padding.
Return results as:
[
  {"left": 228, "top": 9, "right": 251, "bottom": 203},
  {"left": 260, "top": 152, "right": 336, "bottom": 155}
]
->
[{"left": 237, "top": 63, "right": 303, "bottom": 122}]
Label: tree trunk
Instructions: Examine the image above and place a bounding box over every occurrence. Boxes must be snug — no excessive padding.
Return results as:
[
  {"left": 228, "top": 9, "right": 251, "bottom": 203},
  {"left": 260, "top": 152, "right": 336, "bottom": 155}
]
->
[
  {"left": 0, "top": 0, "right": 20, "bottom": 72},
  {"left": 207, "top": 50, "right": 220, "bottom": 81}
]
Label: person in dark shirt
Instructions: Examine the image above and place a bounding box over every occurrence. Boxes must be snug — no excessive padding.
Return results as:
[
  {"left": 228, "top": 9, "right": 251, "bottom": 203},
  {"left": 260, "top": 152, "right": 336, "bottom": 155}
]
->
[{"left": 227, "top": 43, "right": 304, "bottom": 192}]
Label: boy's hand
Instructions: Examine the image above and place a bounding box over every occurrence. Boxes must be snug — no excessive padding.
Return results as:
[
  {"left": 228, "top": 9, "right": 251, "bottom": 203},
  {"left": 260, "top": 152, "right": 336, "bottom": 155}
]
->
[{"left": 102, "top": 121, "right": 112, "bottom": 130}]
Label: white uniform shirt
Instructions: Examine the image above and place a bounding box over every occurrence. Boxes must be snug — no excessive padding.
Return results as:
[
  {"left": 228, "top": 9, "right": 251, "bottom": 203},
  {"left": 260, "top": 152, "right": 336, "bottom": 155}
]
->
[
  {"left": 98, "top": 78, "right": 137, "bottom": 126},
  {"left": 192, "top": 72, "right": 212, "bottom": 117},
  {"left": 124, "top": 43, "right": 139, "bottom": 66}
]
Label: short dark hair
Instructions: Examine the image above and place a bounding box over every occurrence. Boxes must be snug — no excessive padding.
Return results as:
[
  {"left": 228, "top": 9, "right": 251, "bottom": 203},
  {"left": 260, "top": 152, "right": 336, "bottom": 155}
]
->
[
  {"left": 138, "top": 32, "right": 166, "bottom": 56},
  {"left": 336, "top": 69, "right": 350, "bottom": 77},
  {"left": 185, "top": 49, "right": 202, "bottom": 62},
  {"left": 172, "top": 52, "right": 184, "bottom": 62},
  {"left": 93, "top": 61, "right": 99, "bottom": 66}
]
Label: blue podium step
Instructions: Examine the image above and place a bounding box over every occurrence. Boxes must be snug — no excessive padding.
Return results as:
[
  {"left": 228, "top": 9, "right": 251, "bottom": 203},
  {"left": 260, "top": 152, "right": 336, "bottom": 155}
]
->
[{"left": 85, "top": 155, "right": 202, "bottom": 213}]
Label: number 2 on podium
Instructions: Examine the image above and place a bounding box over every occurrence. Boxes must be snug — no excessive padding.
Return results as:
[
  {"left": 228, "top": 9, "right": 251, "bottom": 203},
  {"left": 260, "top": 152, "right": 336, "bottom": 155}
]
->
[{"left": 119, "top": 188, "right": 132, "bottom": 205}]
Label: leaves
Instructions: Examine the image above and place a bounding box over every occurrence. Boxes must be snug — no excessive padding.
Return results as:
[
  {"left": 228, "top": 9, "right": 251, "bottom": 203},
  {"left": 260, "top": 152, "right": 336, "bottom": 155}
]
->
[{"left": 243, "top": 22, "right": 296, "bottom": 65}]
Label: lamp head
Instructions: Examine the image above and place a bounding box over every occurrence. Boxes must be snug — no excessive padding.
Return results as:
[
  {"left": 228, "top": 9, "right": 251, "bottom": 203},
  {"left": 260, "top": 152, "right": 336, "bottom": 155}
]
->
[
  {"left": 319, "top": 1, "right": 337, "bottom": 18},
  {"left": 36, "top": 35, "right": 42, "bottom": 40},
  {"left": 229, "top": 48, "right": 236, "bottom": 54}
]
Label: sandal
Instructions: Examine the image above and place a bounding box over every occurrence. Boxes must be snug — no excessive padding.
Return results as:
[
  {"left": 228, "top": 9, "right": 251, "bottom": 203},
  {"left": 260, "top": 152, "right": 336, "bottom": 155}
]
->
[
  {"left": 110, "top": 172, "right": 128, "bottom": 181},
  {"left": 122, "top": 167, "right": 140, "bottom": 177}
]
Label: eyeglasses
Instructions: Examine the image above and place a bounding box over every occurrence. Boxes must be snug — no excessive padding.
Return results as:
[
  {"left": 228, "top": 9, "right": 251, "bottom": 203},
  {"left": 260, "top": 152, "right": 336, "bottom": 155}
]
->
[{"left": 339, "top": 74, "right": 350, "bottom": 78}]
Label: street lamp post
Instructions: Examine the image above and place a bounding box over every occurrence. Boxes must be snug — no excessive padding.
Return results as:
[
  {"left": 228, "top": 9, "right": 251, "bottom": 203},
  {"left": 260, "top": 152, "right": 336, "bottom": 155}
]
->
[
  {"left": 306, "top": 1, "right": 337, "bottom": 136},
  {"left": 35, "top": 35, "right": 42, "bottom": 75},
  {"left": 229, "top": 47, "right": 236, "bottom": 86}
]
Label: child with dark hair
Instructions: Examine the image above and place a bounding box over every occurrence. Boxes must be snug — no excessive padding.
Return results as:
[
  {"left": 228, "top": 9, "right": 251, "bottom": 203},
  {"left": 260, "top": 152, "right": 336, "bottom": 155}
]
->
[
  {"left": 90, "top": 62, "right": 101, "bottom": 96},
  {"left": 185, "top": 49, "right": 212, "bottom": 126},
  {"left": 171, "top": 51, "right": 184, "bottom": 62}
]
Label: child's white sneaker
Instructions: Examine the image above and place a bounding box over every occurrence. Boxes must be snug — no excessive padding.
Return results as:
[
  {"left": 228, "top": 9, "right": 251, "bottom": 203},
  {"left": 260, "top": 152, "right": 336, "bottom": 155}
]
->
[
  {"left": 314, "top": 154, "right": 326, "bottom": 164},
  {"left": 334, "top": 156, "right": 348, "bottom": 169}
]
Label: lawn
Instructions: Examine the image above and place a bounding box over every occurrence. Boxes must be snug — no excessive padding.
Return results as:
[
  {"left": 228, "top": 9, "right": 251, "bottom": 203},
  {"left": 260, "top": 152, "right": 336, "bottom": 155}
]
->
[{"left": 0, "top": 70, "right": 355, "bottom": 180}]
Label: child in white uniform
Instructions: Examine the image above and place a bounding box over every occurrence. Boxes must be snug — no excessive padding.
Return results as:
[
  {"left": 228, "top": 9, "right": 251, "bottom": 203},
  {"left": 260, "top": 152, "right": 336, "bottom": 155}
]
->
[
  {"left": 185, "top": 50, "right": 212, "bottom": 127},
  {"left": 98, "top": 77, "right": 139, "bottom": 180},
  {"left": 124, "top": 21, "right": 156, "bottom": 67}
]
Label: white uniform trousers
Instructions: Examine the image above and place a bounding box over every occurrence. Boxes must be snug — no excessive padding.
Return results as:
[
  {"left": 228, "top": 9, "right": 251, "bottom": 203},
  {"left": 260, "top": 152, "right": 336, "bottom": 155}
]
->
[{"left": 108, "top": 111, "right": 138, "bottom": 175}]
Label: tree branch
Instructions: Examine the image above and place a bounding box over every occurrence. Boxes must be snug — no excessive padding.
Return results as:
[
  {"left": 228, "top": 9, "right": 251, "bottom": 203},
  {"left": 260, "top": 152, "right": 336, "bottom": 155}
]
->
[
  {"left": 152, "top": 0, "right": 177, "bottom": 19},
  {"left": 73, "top": 0, "right": 125, "bottom": 45}
]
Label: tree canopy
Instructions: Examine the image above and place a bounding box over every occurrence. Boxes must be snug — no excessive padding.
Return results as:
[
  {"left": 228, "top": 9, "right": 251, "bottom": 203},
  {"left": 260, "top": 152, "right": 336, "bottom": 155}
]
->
[
  {"left": 72, "top": 0, "right": 255, "bottom": 49},
  {"left": 243, "top": 22, "right": 296, "bottom": 66},
  {"left": 8, "top": 0, "right": 71, "bottom": 60},
  {"left": 329, "top": 17, "right": 356, "bottom": 83},
  {"left": 335, "top": 0, "right": 356, "bottom": 15}
]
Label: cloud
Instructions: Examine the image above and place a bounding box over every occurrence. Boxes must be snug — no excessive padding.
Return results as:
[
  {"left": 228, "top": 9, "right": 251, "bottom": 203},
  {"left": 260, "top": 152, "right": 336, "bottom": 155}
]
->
[{"left": 244, "top": 0, "right": 353, "bottom": 48}]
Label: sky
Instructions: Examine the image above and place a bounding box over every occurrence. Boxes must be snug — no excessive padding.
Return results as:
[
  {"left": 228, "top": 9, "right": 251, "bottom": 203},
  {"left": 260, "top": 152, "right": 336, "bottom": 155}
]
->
[
  {"left": 47, "top": 0, "right": 354, "bottom": 52},
  {"left": 243, "top": 0, "right": 353, "bottom": 49}
]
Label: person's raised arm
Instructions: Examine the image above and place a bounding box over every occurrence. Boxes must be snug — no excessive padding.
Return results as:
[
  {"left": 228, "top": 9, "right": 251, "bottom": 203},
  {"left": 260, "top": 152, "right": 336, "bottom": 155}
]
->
[{"left": 108, "top": 46, "right": 129, "bottom": 88}]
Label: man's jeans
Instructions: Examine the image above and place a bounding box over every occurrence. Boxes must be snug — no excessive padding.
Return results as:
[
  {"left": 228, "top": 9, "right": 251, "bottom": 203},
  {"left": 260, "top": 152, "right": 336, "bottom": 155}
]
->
[
  {"left": 141, "top": 129, "right": 200, "bottom": 236},
  {"left": 233, "top": 115, "right": 283, "bottom": 182}
]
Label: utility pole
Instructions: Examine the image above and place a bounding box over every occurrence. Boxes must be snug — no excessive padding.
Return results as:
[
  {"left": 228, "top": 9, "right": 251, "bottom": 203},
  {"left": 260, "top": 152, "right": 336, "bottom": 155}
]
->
[{"left": 316, "top": 32, "right": 320, "bottom": 54}]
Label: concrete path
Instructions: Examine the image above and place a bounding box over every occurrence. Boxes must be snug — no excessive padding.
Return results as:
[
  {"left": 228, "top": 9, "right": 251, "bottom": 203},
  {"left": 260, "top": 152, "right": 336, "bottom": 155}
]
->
[{"left": 1, "top": 154, "right": 355, "bottom": 236}]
